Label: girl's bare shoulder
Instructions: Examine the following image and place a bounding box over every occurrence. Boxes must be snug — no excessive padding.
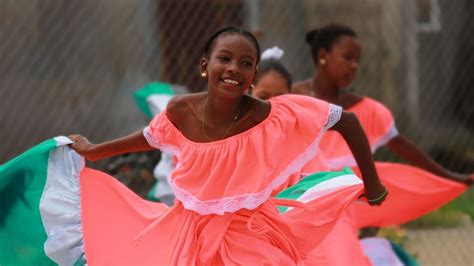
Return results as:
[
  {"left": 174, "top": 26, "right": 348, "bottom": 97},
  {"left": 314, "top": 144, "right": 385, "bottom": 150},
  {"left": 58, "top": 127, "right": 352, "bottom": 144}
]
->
[{"left": 166, "top": 93, "right": 206, "bottom": 124}]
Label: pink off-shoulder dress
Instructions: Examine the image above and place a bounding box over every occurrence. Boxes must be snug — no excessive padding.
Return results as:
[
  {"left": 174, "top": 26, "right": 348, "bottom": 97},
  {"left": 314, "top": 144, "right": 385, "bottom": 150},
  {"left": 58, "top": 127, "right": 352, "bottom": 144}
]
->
[{"left": 41, "top": 95, "right": 366, "bottom": 265}]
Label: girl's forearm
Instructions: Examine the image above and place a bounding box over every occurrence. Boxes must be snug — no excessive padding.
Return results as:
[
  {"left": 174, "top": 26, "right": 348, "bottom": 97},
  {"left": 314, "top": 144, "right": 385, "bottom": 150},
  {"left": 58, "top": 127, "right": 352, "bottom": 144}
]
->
[
  {"left": 75, "top": 130, "right": 154, "bottom": 161},
  {"left": 331, "top": 112, "right": 383, "bottom": 192},
  {"left": 387, "top": 135, "right": 467, "bottom": 182}
]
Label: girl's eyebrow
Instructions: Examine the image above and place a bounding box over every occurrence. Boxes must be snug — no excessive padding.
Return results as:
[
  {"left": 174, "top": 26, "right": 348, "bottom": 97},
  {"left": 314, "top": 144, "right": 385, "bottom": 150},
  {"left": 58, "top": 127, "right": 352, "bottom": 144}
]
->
[{"left": 241, "top": 55, "right": 256, "bottom": 61}]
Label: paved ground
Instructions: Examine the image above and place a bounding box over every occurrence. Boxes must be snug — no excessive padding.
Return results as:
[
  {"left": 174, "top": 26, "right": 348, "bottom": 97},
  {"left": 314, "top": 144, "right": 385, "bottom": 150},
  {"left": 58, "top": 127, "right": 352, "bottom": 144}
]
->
[{"left": 406, "top": 217, "right": 474, "bottom": 266}]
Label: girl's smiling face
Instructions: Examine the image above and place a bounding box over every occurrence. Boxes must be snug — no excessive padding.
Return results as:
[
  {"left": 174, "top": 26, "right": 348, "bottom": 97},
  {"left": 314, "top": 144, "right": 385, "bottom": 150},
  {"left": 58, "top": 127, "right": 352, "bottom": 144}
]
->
[{"left": 200, "top": 34, "right": 258, "bottom": 99}]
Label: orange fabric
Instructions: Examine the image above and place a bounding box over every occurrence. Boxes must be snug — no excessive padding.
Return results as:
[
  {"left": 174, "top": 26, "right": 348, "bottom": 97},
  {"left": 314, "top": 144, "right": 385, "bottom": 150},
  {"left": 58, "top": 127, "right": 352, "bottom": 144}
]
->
[
  {"left": 307, "top": 163, "right": 466, "bottom": 264},
  {"left": 76, "top": 95, "right": 367, "bottom": 264},
  {"left": 307, "top": 97, "right": 466, "bottom": 227},
  {"left": 351, "top": 162, "right": 467, "bottom": 227},
  {"left": 80, "top": 168, "right": 364, "bottom": 265},
  {"left": 305, "top": 210, "right": 371, "bottom": 266},
  {"left": 147, "top": 95, "right": 330, "bottom": 203},
  {"left": 320, "top": 97, "right": 395, "bottom": 162},
  {"left": 144, "top": 95, "right": 334, "bottom": 217},
  {"left": 304, "top": 97, "right": 466, "bottom": 265},
  {"left": 302, "top": 97, "right": 397, "bottom": 174}
]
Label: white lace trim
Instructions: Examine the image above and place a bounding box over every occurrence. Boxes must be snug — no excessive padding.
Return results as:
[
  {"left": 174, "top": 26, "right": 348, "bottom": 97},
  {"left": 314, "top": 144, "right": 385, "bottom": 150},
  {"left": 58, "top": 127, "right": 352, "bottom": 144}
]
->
[
  {"left": 143, "top": 126, "right": 181, "bottom": 155},
  {"left": 143, "top": 126, "right": 161, "bottom": 149},
  {"left": 39, "top": 139, "right": 85, "bottom": 265},
  {"left": 324, "top": 104, "right": 343, "bottom": 130},
  {"left": 168, "top": 129, "right": 330, "bottom": 215}
]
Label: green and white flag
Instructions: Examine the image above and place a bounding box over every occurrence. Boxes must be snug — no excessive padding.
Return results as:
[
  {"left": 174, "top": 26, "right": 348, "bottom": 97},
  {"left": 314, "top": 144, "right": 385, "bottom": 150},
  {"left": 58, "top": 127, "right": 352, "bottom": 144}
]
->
[
  {"left": 133, "top": 82, "right": 175, "bottom": 118},
  {"left": 276, "top": 167, "right": 362, "bottom": 213},
  {"left": 0, "top": 137, "right": 85, "bottom": 265}
]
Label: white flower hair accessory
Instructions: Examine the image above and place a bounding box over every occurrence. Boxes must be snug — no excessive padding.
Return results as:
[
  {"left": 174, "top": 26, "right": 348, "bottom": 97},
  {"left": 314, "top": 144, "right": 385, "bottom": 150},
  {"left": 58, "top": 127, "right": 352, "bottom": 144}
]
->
[{"left": 261, "top": 46, "right": 284, "bottom": 60}]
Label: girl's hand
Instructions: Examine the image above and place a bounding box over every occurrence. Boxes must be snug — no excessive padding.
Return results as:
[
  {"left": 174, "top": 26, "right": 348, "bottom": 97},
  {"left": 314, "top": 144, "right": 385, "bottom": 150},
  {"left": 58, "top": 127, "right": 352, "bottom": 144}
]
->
[
  {"left": 68, "top": 134, "right": 96, "bottom": 160},
  {"left": 364, "top": 183, "right": 388, "bottom": 206}
]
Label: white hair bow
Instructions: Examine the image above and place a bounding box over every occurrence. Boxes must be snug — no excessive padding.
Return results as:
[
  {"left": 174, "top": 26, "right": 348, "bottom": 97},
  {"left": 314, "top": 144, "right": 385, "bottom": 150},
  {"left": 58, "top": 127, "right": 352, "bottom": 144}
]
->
[{"left": 261, "top": 46, "right": 284, "bottom": 60}]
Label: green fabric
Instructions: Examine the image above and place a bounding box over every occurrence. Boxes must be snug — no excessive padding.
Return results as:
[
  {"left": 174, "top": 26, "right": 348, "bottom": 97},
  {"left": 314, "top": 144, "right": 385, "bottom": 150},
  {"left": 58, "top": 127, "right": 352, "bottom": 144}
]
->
[
  {"left": 73, "top": 255, "right": 86, "bottom": 266},
  {"left": 390, "top": 241, "right": 419, "bottom": 266},
  {"left": 0, "top": 139, "right": 58, "bottom": 265},
  {"left": 133, "top": 82, "right": 174, "bottom": 118},
  {"left": 147, "top": 182, "right": 160, "bottom": 202},
  {"left": 275, "top": 167, "right": 354, "bottom": 213}
]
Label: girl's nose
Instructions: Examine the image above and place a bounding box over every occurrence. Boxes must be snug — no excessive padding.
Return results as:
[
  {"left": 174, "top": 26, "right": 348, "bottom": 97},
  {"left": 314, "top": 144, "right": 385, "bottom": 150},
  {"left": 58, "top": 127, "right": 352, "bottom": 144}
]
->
[{"left": 226, "top": 61, "right": 241, "bottom": 74}]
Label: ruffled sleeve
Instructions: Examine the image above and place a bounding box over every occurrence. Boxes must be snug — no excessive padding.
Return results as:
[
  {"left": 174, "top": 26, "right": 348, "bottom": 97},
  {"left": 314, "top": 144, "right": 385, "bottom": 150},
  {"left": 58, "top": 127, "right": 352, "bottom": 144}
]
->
[
  {"left": 143, "top": 112, "right": 180, "bottom": 154},
  {"left": 273, "top": 94, "right": 342, "bottom": 133}
]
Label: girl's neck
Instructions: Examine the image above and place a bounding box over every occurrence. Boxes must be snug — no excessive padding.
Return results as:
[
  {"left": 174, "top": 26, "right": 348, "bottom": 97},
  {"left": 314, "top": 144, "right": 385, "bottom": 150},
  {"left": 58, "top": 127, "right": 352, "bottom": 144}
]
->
[
  {"left": 205, "top": 92, "right": 245, "bottom": 125},
  {"left": 312, "top": 73, "right": 341, "bottom": 104}
]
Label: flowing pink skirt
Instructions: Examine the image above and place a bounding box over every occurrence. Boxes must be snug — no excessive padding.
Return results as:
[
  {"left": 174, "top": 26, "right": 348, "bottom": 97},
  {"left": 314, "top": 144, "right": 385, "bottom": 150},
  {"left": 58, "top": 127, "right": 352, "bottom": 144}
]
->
[{"left": 78, "top": 168, "right": 364, "bottom": 265}]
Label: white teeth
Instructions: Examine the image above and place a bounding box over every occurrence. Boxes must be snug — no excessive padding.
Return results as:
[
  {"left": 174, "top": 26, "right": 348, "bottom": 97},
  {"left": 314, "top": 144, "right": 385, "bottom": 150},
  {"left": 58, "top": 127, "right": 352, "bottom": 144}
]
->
[{"left": 223, "top": 79, "right": 239, "bottom": 85}]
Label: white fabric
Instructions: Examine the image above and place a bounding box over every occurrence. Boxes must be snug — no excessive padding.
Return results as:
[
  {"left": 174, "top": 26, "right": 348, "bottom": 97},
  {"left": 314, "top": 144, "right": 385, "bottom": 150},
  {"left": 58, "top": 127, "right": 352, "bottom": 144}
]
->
[
  {"left": 54, "top": 136, "right": 74, "bottom": 146},
  {"left": 152, "top": 152, "right": 175, "bottom": 200},
  {"left": 39, "top": 139, "right": 85, "bottom": 266},
  {"left": 147, "top": 91, "right": 176, "bottom": 204},
  {"left": 261, "top": 46, "right": 284, "bottom": 60},
  {"left": 297, "top": 174, "right": 362, "bottom": 203},
  {"left": 148, "top": 94, "right": 173, "bottom": 116},
  {"left": 324, "top": 104, "right": 343, "bottom": 130},
  {"left": 360, "top": 237, "right": 404, "bottom": 266},
  {"left": 143, "top": 126, "right": 162, "bottom": 149}
]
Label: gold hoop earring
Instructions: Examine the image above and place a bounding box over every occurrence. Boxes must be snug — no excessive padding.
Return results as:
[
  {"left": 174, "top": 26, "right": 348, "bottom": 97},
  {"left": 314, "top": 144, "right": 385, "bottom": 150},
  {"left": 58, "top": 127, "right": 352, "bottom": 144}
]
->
[
  {"left": 320, "top": 59, "right": 326, "bottom": 65},
  {"left": 250, "top": 84, "right": 255, "bottom": 89},
  {"left": 201, "top": 72, "right": 207, "bottom": 78}
]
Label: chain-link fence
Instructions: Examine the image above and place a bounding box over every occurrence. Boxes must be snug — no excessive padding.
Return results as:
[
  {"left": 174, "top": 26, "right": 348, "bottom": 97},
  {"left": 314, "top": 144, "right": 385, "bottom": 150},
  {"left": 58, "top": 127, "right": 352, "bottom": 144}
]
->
[
  {"left": 1, "top": 0, "right": 472, "bottom": 171},
  {"left": 1, "top": 0, "right": 473, "bottom": 262}
]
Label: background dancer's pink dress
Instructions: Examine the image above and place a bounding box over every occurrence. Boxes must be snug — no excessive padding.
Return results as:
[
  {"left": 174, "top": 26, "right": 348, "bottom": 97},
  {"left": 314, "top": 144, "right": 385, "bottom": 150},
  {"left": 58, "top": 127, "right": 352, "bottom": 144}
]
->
[
  {"left": 317, "top": 97, "right": 466, "bottom": 226},
  {"left": 41, "top": 95, "right": 366, "bottom": 265},
  {"left": 304, "top": 97, "right": 466, "bottom": 265}
]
